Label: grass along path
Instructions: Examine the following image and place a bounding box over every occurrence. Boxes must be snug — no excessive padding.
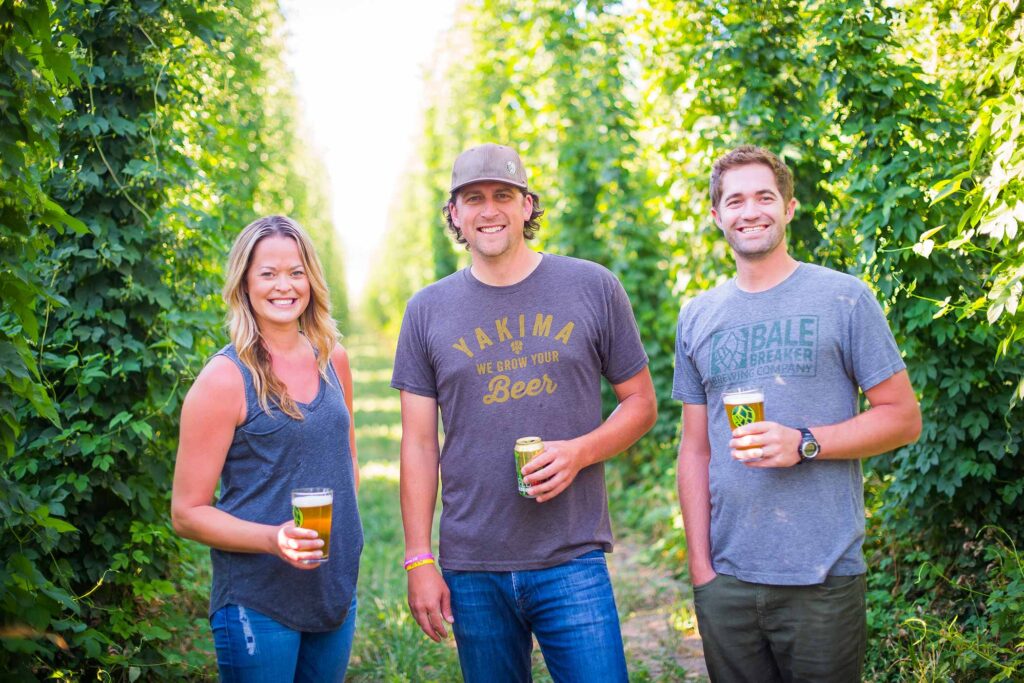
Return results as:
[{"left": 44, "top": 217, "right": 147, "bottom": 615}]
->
[
  {"left": 344, "top": 332, "right": 461, "bottom": 681},
  {"left": 345, "top": 331, "right": 707, "bottom": 682}
]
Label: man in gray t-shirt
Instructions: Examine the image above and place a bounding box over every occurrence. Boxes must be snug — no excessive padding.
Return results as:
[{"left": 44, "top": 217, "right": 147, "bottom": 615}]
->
[
  {"left": 392, "top": 143, "right": 657, "bottom": 682},
  {"left": 673, "top": 145, "right": 921, "bottom": 682}
]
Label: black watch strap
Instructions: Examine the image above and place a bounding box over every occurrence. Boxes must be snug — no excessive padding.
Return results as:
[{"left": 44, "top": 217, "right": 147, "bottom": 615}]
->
[{"left": 798, "top": 427, "right": 820, "bottom": 463}]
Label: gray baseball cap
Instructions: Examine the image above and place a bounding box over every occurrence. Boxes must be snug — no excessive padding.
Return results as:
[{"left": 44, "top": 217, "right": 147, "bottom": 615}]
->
[{"left": 450, "top": 143, "right": 528, "bottom": 193}]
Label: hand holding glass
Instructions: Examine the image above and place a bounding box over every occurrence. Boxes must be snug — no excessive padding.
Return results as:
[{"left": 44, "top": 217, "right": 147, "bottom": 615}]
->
[
  {"left": 291, "top": 487, "right": 333, "bottom": 563},
  {"left": 722, "top": 388, "right": 765, "bottom": 462}
]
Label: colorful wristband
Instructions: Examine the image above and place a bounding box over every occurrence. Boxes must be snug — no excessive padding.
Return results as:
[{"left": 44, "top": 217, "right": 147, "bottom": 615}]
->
[
  {"left": 404, "top": 558, "right": 435, "bottom": 572},
  {"left": 403, "top": 552, "right": 434, "bottom": 569}
]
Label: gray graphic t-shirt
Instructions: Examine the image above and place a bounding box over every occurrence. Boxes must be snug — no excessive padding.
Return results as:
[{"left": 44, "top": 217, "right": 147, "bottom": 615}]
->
[
  {"left": 673, "top": 263, "right": 906, "bottom": 585},
  {"left": 392, "top": 254, "right": 648, "bottom": 571}
]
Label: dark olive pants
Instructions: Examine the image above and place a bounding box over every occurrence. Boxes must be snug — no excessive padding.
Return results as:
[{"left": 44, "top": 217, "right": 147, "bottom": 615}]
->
[{"left": 693, "top": 573, "right": 866, "bottom": 683}]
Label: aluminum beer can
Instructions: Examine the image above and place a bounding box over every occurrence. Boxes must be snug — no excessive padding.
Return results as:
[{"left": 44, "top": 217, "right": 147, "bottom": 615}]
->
[{"left": 515, "top": 436, "right": 544, "bottom": 498}]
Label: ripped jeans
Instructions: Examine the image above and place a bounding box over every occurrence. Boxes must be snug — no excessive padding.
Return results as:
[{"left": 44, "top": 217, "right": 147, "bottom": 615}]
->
[{"left": 210, "top": 598, "right": 357, "bottom": 683}]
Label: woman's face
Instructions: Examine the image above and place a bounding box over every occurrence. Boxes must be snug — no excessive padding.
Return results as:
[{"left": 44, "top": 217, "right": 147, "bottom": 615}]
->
[{"left": 244, "top": 235, "right": 311, "bottom": 331}]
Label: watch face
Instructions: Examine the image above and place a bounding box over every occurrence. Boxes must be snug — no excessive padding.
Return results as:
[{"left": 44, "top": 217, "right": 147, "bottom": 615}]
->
[{"left": 799, "top": 429, "right": 820, "bottom": 460}]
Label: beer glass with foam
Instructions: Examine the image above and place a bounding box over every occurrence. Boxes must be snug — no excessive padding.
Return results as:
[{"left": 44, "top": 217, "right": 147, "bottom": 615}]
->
[
  {"left": 722, "top": 388, "right": 765, "bottom": 461},
  {"left": 291, "top": 487, "right": 333, "bottom": 563}
]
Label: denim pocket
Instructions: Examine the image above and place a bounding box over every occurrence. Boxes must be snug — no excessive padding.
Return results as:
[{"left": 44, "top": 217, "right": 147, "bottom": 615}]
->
[{"left": 569, "top": 548, "right": 606, "bottom": 564}]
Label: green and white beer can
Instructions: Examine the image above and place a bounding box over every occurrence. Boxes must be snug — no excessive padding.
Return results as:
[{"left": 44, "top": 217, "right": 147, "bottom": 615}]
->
[{"left": 515, "top": 436, "right": 544, "bottom": 498}]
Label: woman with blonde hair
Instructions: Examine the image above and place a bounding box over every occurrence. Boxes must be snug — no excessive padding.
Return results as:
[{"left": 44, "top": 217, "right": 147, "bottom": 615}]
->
[{"left": 172, "top": 215, "right": 362, "bottom": 682}]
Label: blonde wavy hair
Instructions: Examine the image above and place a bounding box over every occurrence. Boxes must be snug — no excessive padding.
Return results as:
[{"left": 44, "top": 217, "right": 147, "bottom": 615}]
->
[{"left": 223, "top": 215, "right": 339, "bottom": 420}]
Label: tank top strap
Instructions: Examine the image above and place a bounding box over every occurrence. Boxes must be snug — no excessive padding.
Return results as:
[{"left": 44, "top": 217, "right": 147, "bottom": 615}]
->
[
  {"left": 324, "top": 347, "right": 346, "bottom": 402},
  {"left": 214, "top": 344, "right": 260, "bottom": 422}
]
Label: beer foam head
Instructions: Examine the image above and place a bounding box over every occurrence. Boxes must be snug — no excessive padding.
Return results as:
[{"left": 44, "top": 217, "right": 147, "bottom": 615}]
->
[
  {"left": 722, "top": 388, "right": 764, "bottom": 405},
  {"left": 293, "top": 493, "right": 332, "bottom": 507}
]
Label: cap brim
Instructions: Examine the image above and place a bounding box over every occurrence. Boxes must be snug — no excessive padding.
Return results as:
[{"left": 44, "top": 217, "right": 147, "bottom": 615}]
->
[{"left": 450, "top": 177, "right": 528, "bottom": 193}]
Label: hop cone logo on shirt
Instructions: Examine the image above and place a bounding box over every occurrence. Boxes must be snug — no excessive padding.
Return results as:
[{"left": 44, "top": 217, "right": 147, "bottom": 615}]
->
[
  {"left": 730, "top": 404, "right": 756, "bottom": 427},
  {"left": 511, "top": 340, "right": 524, "bottom": 355},
  {"left": 293, "top": 505, "right": 304, "bottom": 528}
]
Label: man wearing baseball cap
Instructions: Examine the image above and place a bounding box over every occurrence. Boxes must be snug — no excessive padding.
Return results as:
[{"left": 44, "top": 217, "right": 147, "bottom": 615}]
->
[{"left": 391, "top": 143, "right": 657, "bottom": 681}]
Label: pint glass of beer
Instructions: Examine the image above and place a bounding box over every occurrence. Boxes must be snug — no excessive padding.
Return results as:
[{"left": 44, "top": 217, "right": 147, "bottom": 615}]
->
[
  {"left": 291, "top": 487, "right": 333, "bottom": 563},
  {"left": 722, "top": 388, "right": 765, "bottom": 461}
]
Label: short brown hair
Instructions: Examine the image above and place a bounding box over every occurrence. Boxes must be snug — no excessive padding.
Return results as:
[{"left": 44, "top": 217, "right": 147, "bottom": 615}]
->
[
  {"left": 710, "top": 145, "right": 794, "bottom": 208},
  {"left": 441, "top": 188, "right": 545, "bottom": 248}
]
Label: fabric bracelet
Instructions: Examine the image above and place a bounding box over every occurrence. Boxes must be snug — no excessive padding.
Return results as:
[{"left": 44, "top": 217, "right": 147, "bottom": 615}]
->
[
  {"left": 404, "top": 558, "right": 435, "bottom": 572},
  {"left": 403, "top": 552, "right": 435, "bottom": 568}
]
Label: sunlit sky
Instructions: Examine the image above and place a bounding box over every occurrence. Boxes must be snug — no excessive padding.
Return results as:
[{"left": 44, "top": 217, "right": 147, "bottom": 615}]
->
[{"left": 281, "top": 0, "right": 458, "bottom": 302}]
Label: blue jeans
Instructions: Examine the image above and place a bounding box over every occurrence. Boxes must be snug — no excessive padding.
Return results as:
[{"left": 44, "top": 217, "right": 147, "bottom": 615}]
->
[
  {"left": 442, "top": 549, "right": 628, "bottom": 683},
  {"left": 210, "top": 597, "right": 357, "bottom": 683}
]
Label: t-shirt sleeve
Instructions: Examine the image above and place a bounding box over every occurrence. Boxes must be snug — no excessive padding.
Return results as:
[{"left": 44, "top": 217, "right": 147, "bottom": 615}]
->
[
  {"left": 672, "top": 301, "right": 707, "bottom": 404},
  {"left": 390, "top": 297, "right": 438, "bottom": 398},
  {"left": 847, "top": 288, "right": 906, "bottom": 391},
  {"left": 600, "top": 275, "right": 649, "bottom": 385}
]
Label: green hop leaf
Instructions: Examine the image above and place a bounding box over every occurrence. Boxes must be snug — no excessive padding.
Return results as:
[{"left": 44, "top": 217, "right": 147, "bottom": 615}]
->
[{"left": 731, "top": 404, "right": 756, "bottom": 427}]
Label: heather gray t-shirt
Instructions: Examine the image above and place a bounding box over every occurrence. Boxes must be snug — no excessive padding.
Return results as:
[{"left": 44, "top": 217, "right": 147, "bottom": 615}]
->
[
  {"left": 392, "top": 253, "right": 648, "bottom": 571},
  {"left": 673, "top": 263, "right": 906, "bottom": 585}
]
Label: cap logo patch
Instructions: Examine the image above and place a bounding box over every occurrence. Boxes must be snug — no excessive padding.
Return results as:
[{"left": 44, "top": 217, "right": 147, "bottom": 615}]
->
[{"left": 505, "top": 161, "right": 517, "bottom": 176}]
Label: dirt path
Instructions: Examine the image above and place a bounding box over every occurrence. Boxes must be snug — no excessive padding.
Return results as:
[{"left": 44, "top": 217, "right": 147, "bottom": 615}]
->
[{"left": 610, "top": 538, "right": 709, "bottom": 681}]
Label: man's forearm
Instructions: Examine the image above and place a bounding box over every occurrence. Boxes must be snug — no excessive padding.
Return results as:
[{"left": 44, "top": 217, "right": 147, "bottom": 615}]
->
[
  {"left": 678, "top": 448, "right": 713, "bottom": 577},
  {"left": 400, "top": 444, "right": 440, "bottom": 555},
  {"left": 813, "top": 371, "right": 922, "bottom": 460},
  {"left": 813, "top": 405, "right": 921, "bottom": 460},
  {"left": 732, "top": 371, "right": 922, "bottom": 467},
  {"left": 577, "top": 397, "right": 657, "bottom": 467}
]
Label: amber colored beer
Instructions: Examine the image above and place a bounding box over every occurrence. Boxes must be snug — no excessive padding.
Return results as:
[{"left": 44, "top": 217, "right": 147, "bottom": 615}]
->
[
  {"left": 291, "top": 488, "right": 333, "bottom": 563},
  {"left": 722, "top": 388, "right": 765, "bottom": 461}
]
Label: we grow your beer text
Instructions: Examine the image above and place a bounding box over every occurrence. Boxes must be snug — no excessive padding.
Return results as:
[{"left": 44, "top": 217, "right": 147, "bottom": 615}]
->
[{"left": 451, "top": 312, "right": 575, "bottom": 405}]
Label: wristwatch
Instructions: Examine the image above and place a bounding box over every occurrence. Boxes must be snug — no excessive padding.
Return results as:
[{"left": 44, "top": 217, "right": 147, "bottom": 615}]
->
[{"left": 797, "top": 428, "right": 820, "bottom": 464}]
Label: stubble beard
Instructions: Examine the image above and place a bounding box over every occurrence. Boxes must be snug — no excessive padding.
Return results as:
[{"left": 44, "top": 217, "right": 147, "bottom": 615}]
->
[
  {"left": 473, "top": 237, "right": 511, "bottom": 260},
  {"left": 727, "top": 225, "right": 784, "bottom": 261},
  {"left": 471, "top": 227, "right": 524, "bottom": 261}
]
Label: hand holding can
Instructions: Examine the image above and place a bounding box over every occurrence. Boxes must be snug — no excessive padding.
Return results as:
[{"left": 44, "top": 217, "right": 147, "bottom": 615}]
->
[{"left": 515, "top": 437, "right": 544, "bottom": 497}]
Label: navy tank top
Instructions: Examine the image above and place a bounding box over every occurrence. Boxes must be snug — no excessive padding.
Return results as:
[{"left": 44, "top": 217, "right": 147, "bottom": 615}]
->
[{"left": 209, "top": 344, "right": 362, "bottom": 631}]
